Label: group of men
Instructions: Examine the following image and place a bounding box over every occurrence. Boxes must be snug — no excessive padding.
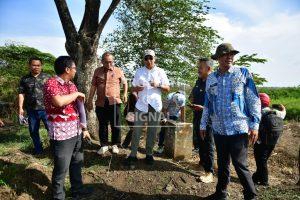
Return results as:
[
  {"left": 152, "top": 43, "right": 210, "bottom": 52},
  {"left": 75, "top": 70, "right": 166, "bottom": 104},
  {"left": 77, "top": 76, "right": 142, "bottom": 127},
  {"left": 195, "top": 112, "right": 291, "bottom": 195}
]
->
[{"left": 18, "top": 43, "right": 282, "bottom": 200}]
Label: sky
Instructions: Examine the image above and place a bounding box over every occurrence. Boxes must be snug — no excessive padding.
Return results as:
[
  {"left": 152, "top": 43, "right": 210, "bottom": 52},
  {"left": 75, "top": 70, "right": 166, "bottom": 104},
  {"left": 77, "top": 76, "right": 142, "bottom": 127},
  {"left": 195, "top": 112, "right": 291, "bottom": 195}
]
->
[{"left": 0, "top": 0, "right": 299, "bottom": 87}]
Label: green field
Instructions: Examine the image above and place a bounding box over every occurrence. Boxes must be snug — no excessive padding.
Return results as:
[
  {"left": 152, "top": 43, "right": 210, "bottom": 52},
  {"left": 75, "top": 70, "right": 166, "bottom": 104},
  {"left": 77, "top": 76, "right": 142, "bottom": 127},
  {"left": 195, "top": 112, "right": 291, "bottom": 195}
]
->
[{"left": 258, "top": 87, "right": 300, "bottom": 121}]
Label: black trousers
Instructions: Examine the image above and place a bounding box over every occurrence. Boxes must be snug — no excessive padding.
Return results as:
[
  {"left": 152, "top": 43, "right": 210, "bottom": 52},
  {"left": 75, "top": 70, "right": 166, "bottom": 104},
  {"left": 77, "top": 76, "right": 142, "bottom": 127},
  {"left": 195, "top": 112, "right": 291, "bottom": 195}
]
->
[
  {"left": 253, "top": 143, "right": 276, "bottom": 184},
  {"left": 96, "top": 104, "right": 121, "bottom": 146},
  {"left": 50, "top": 135, "right": 83, "bottom": 200},
  {"left": 214, "top": 134, "right": 257, "bottom": 199},
  {"left": 198, "top": 127, "right": 214, "bottom": 173},
  {"left": 122, "top": 121, "right": 134, "bottom": 147},
  {"left": 192, "top": 111, "right": 202, "bottom": 149}
]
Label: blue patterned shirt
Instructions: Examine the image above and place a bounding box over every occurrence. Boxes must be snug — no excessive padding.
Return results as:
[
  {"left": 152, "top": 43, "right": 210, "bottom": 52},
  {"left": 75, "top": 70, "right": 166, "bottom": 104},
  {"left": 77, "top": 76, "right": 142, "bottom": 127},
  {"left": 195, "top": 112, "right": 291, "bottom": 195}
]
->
[{"left": 200, "top": 66, "right": 261, "bottom": 135}]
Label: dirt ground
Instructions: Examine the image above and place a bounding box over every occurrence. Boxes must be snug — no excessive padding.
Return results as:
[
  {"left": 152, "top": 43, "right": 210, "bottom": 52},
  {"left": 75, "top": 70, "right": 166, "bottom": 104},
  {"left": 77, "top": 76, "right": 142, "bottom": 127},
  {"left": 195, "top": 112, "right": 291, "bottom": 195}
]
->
[{"left": 0, "top": 122, "right": 299, "bottom": 200}]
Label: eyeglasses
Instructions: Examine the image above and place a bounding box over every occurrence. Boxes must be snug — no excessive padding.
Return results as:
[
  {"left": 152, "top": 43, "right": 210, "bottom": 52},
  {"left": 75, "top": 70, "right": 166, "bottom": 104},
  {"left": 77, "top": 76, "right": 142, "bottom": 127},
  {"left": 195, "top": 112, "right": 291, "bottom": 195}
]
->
[
  {"left": 144, "top": 56, "right": 154, "bottom": 61},
  {"left": 68, "top": 67, "right": 77, "bottom": 70}
]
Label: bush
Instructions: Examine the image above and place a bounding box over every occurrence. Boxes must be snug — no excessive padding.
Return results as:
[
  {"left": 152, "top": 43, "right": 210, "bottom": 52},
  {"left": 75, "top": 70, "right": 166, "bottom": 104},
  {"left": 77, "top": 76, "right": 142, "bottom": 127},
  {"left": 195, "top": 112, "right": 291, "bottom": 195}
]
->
[{"left": 0, "top": 43, "right": 56, "bottom": 116}]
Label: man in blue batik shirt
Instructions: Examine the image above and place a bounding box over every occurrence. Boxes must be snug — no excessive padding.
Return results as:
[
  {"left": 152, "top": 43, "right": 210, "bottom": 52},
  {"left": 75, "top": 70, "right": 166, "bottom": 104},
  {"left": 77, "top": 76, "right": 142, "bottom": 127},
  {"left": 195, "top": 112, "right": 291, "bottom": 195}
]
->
[{"left": 200, "top": 43, "right": 261, "bottom": 200}]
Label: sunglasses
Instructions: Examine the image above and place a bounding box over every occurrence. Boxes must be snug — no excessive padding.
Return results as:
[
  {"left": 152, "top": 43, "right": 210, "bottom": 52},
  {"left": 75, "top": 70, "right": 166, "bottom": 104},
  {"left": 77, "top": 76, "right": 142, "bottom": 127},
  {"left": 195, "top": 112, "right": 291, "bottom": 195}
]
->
[{"left": 144, "top": 56, "right": 154, "bottom": 61}]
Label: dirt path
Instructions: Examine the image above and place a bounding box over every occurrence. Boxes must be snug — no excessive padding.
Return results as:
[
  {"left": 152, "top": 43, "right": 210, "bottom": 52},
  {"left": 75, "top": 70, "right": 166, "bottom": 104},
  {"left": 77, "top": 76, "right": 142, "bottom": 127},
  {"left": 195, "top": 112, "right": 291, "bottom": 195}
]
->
[{"left": 0, "top": 122, "right": 299, "bottom": 200}]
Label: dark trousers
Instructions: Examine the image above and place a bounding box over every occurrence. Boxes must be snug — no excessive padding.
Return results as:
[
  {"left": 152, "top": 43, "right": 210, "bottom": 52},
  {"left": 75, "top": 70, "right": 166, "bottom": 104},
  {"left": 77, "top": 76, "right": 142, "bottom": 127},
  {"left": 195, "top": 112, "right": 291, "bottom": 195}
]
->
[
  {"left": 27, "top": 109, "right": 48, "bottom": 154},
  {"left": 158, "top": 116, "right": 178, "bottom": 147},
  {"left": 214, "top": 134, "right": 257, "bottom": 199},
  {"left": 122, "top": 121, "right": 134, "bottom": 147},
  {"left": 192, "top": 111, "right": 201, "bottom": 149},
  {"left": 199, "top": 127, "right": 214, "bottom": 173},
  {"left": 95, "top": 103, "right": 121, "bottom": 146},
  {"left": 253, "top": 143, "right": 276, "bottom": 184},
  {"left": 50, "top": 135, "right": 83, "bottom": 200}
]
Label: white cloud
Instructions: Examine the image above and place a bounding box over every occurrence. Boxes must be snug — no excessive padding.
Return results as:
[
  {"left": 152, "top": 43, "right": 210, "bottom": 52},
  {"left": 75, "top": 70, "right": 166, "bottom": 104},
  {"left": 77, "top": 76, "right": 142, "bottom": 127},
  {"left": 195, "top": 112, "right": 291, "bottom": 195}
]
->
[
  {"left": 205, "top": 12, "right": 300, "bottom": 87},
  {"left": 0, "top": 36, "right": 67, "bottom": 57},
  {"left": 213, "top": 0, "right": 285, "bottom": 21}
]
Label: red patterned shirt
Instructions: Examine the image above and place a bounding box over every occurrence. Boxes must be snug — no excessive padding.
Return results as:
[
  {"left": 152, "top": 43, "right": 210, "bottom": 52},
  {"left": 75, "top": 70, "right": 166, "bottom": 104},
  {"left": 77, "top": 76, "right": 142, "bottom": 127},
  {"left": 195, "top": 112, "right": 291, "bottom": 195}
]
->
[{"left": 43, "top": 76, "right": 81, "bottom": 140}]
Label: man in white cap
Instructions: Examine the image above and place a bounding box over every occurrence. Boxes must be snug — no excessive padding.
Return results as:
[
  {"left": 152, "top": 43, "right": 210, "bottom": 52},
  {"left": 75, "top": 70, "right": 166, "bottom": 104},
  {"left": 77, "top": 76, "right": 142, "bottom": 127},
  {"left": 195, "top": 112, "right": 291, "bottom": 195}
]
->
[{"left": 125, "top": 49, "right": 170, "bottom": 168}]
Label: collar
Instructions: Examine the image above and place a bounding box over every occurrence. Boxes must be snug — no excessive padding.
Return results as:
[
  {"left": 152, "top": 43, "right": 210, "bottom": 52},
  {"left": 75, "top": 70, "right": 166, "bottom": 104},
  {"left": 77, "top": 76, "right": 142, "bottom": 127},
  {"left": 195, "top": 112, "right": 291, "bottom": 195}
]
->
[
  {"left": 198, "top": 77, "right": 207, "bottom": 82},
  {"left": 29, "top": 72, "right": 41, "bottom": 78},
  {"left": 55, "top": 75, "right": 72, "bottom": 85},
  {"left": 216, "top": 66, "right": 235, "bottom": 77},
  {"left": 103, "top": 66, "right": 114, "bottom": 72},
  {"left": 144, "top": 65, "right": 157, "bottom": 71}
]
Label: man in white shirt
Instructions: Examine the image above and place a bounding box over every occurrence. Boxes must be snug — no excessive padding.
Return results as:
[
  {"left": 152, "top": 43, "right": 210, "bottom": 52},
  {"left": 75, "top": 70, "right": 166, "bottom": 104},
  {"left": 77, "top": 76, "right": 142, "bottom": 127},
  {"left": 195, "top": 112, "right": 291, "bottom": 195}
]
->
[{"left": 125, "top": 49, "right": 170, "bottom": 168}]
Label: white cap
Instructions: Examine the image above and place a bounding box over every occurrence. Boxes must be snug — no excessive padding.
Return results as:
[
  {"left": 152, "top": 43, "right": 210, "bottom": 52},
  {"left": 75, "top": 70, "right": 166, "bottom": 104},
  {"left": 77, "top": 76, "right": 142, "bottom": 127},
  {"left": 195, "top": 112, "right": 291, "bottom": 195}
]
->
[
  {"left": 144, "top": 49, "right": 155, "bottom": 57},
  {"left": 173, "top": 93, "right": 186, "bottom": 107}
]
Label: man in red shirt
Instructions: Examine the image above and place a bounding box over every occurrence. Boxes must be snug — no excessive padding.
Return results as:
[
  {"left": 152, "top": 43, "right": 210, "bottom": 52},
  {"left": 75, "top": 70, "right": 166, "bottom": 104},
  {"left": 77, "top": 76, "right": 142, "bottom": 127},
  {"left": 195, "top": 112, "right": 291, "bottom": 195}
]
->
[{"left": 44, "top": 56, "right": 92, "bottom": 200}]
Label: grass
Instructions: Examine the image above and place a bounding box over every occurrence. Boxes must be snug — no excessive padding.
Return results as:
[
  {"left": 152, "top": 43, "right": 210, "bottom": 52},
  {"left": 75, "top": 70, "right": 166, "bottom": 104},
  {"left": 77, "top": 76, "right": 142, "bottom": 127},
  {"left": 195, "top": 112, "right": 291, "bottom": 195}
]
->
[
  {"left": 258, "top": 87, "right": 300, "bottom": 121},
  {"left": 258, "top": 186, "right": 300, "bottom": 200},
  {"left": 0, "top": 126, "right": 49, "bottom": 156}
]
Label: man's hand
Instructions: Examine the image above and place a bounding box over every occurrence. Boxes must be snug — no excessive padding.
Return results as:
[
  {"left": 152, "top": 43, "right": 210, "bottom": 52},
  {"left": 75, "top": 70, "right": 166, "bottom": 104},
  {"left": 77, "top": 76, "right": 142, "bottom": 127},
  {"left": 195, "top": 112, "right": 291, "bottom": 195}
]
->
[
  {"left": 161, "top": 118, "right": 167, "bottom": 124},
  {"left": 199, "top": 130, "right": 206, "bottom": 140},
  {"left": 193, "top": 104, "right": 204, "bottom": 111},
  {"left": 77, "top": 92, "right": 85, "bottom": 102},
  {"left": 0, "top": 119, "right": 4, "bottom": 127},
  {"left": 123, "top": 93, "right": 128, "bottom": 104},
  {"left": 82, "top": 130, "right": 92, "bottom": 141},
  {"left": 86, "top": 100, "right": 93, "bottom": 112},
  {"left": 278, "top": 104, "right": 285, "bottom": 111},
  {"left": 135, "top": 86, "right": 145, "bottom": 92},
  {"left": 19, "top": 108, "right": 24, "bottom": 116},
  {"left": 150, "top": 81, "right": 160, "bottom": 88},
  {"left": 248, "top": 129, "right": 258, "bottom": 145}
]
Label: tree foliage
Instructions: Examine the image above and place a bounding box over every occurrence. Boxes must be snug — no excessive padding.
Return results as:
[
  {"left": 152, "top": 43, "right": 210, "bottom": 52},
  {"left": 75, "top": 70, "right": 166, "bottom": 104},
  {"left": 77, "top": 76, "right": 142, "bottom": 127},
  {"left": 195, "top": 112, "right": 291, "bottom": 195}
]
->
[
  {"left": 0, "top": 43, "right": 56, "bottom": 102},
  {"left": 104, "top": 0, "right": 220, "bottom": 83},
  {"left": 234, "top": 53, "right": 268, "bottom": 86}
]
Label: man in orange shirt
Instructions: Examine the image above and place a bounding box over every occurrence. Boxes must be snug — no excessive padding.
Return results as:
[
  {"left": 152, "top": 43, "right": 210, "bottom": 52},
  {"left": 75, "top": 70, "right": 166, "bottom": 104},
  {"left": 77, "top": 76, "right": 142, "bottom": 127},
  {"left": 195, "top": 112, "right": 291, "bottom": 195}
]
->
[{"left": 87, "top": 52, "right": 128, "bottom": 155}]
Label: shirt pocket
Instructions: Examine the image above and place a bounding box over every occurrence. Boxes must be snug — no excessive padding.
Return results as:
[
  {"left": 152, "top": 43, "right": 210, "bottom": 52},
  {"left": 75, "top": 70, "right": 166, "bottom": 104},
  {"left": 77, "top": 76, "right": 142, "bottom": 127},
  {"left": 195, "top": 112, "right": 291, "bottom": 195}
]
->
[
  {"left": 96, "top": 75, "right": 106, "bottom": 85},
  {"left": 208, "top": 82, "right": 218, "bottom": 114}
]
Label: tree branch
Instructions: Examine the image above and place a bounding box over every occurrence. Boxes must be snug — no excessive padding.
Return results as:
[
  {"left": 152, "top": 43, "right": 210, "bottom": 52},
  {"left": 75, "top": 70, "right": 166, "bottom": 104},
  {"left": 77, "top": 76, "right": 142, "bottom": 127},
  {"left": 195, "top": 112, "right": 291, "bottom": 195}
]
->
[
  {"left": 97, "top": 0, "right": 121, "bottom": 36},
  {"left": 79, "top": 0, "right": 101, "bottom": 36},
  {"left": 54, "top": 0, "right": 78, "bottom": 42}
]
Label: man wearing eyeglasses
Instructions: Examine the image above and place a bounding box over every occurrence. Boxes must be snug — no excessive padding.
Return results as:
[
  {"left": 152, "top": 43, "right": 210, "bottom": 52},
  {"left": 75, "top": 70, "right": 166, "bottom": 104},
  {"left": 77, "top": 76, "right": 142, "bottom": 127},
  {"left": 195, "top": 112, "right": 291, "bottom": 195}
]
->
[
  {"left": 201, "top": 43, "right": 261, "bottom": 200},
  {"left": 125, "top": 49, "right": 170, "bottom": 168},
  {"left": 87, "top": 52, "right": 128, "bottom": 155}
]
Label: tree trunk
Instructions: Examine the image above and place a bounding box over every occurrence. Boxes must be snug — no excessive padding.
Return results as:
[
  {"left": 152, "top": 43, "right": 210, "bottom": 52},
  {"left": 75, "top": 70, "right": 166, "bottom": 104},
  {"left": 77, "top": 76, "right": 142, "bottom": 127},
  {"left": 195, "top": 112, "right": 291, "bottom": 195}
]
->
[
  {"left": 76, "top": 54, "right": 99, "bottom": 140},
  {"left": 54, "top": 0, "right": 121, "bottom": 140},
  {"left": 68, "top": 43, "right": 100, "bottom": 140}
]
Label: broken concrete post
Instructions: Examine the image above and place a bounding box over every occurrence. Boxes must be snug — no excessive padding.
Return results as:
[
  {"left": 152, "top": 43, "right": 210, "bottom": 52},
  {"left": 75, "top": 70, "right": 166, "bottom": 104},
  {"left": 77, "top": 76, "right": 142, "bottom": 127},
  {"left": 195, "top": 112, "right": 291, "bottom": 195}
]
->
[{"left": 164, "top": 120, "right": 193, "bottom": 160}]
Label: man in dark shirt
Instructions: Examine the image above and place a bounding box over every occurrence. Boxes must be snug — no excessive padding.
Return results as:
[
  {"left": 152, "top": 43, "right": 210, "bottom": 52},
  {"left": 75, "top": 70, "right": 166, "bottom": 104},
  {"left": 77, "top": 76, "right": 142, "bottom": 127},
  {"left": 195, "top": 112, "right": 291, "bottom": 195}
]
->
[
  {"left": 18, "top": 57, "right": 51, "bottom": 154},
  {"left": 189, "top": 58, "right": 214, "bottom": 183}
]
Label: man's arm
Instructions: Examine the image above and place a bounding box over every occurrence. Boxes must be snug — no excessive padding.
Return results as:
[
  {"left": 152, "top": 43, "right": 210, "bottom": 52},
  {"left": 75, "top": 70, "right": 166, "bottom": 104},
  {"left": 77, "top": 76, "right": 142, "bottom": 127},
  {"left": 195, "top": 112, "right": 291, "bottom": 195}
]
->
[
  {"left": 160, "top": 85, "right": 170, "bottom": 92},
  {"left": 52, "top": 92, "right": 84, "bottom": 108},
  {"left": 199, "top": 77, "right": 211, "bottom": 140},
  {"left": 87, "top": 85, "right": 96, "bottom": 111},
  {"left": 244, "top": 69, "right": 261, "bottom": 131},
  {"left": 180, "top": 106, "right": 185, "bottom": 122},
  {"left": 18, "top": 94, "right": 25, "bottom": 116},
  {"left": 150, "top": 82, "right": 170, "bottom": 92},
  {"left": 159, "top": 69, "right": 170, "bottom": 92},
  {"left": 18, "top": 78, "right": 26, "bottom": 116},
  {"left": 122, "top": 79, "right": 128, "bottom": 103},
  {"left": 243, "top": 68, "right": 261, "bottom": 144}
]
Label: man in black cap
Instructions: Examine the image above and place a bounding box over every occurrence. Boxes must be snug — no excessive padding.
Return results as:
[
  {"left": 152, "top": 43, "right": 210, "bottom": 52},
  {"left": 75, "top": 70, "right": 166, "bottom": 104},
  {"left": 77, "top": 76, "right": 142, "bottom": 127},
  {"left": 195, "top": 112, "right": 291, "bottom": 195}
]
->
[{"left": 201, "top": 43, "right": 261, "bottom": 200}]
